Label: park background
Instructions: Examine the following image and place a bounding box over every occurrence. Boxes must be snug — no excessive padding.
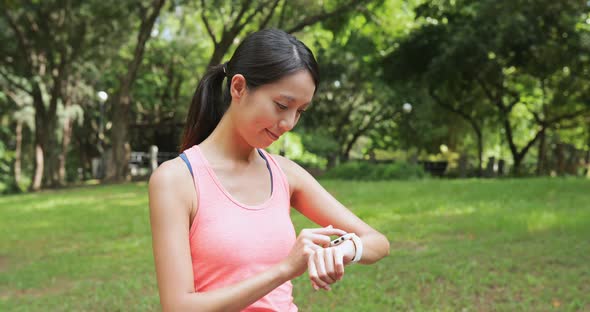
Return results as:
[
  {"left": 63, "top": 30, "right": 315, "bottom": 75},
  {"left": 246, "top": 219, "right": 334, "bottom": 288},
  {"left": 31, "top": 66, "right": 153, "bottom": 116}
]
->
[{"left": 1, "top": 0, "right": 589, "bottom": 311}]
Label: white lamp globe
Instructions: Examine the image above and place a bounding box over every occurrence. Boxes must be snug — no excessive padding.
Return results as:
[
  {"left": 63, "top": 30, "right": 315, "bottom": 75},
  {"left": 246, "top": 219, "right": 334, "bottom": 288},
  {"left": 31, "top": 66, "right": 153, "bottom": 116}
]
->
[
  {"left": 402, "top": 102, "right": 412, "bottom": 113},
  {"left": 98, "top": 91, "right": 108, "bottom": 102}
]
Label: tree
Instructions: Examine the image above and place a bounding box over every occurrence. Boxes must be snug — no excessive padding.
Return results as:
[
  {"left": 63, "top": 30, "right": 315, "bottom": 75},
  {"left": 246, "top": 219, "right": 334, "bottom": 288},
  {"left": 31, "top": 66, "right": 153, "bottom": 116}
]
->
[
  {"left": 383, "top": 22, "right": 493, "bottom": 175},
  {"left": 296, "top": 0, "right": 421, "bottom": 166},
  {"left": 106, "top": 0, "right": 167, "bottom": 182},
  {"left": 384, "top": 0, "right": 590, "bottom": 175},
  {"left": 199, "top": 0, "right": 370, "bottom": 67},
  {"left": 0, "top": 0, "right": 134, "bottom": 189}
]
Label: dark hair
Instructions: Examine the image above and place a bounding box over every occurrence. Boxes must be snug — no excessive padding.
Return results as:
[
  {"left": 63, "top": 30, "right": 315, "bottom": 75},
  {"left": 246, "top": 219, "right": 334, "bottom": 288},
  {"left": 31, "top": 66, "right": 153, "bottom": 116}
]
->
[{"left": 179, "top": 29, "right": 320, "bottom": 152}]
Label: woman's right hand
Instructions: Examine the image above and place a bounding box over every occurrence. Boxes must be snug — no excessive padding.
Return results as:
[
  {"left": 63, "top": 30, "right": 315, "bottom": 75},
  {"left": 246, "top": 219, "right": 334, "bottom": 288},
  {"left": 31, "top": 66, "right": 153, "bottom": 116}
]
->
[{"left": 280, "top": 225, "right": 347, "bottom": 281}]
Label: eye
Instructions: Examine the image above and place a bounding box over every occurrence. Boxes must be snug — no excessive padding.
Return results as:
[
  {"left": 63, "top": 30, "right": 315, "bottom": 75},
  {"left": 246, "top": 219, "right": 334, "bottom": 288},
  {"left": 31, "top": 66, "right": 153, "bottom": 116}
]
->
[
  {"left": 297, "top": 109, "right": 307, "bottom": 115},
  {"left": 274, "top": 102, "right": 288, "bottom": 110}
]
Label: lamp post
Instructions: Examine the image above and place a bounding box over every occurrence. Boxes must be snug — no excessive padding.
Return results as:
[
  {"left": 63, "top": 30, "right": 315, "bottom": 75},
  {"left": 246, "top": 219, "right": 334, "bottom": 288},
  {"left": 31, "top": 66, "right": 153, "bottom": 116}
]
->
[
  {"left": 401, "top": 102, "right": 416, "bottom": 163},
  {"left": 97, "top": 91, "right": 108, "bottom": 179}
]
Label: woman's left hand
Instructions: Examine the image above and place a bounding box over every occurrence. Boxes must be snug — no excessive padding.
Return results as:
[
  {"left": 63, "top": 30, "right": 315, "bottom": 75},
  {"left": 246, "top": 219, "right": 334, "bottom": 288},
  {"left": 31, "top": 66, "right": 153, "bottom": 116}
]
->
[{"left": 307, "top": 240, "right": 355, "bottom": 291}]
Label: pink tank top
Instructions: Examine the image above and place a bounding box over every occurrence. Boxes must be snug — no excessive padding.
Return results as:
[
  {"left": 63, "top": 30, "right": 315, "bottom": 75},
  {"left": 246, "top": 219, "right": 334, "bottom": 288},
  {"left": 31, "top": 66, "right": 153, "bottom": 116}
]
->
[{"left": 182, "top": 145, "right": 298, "bottom": 312}]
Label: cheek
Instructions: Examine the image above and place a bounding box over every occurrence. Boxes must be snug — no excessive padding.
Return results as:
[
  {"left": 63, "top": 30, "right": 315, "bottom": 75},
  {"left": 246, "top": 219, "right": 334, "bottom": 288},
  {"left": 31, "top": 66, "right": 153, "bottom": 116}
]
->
[
  {"left": 251, "top": 100, "right": 277, "bottom": 124},
  {"left": 239, "top": 103, "right": 275, "bottom": 132}
]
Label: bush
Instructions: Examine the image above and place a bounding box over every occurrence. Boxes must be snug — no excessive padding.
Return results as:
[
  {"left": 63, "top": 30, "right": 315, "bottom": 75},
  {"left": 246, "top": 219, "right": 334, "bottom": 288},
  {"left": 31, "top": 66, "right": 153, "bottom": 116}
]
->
[{"left": 323, "top": 161, "right": 427, "bottom": 180}]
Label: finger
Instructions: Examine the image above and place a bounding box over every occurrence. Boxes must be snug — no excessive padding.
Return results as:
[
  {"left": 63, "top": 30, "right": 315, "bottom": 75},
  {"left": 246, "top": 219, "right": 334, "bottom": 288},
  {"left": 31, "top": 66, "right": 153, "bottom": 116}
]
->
[
  {"left": 315, "top": 250, "right": 335, "bottom": 287},
  {"left": 307, "top": 233, "right": 333, "bottom": 248},
  {"left": 333, "top": 247, "right": 345, "bottom": 281},
  {"left": 307, "top": 255, "right": 328, "bottom": 290},
  {"left": 305, "top": 242, "right": 323, "bottom": 252},
  {"left": 310, "top": 280, "right": 319, "bottom": 291},
  {"left": 324, "top": 247, "right": 337, "bottom": 282}
]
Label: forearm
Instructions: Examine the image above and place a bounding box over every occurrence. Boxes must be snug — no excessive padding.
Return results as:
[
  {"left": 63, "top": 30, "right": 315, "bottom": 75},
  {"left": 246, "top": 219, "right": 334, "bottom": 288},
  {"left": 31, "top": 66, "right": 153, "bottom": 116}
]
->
[
  {"left": 357, "top": 233, "right": 390, "bottom": 264},
  {"left": 336, "top": 233, "right": 390, "bottom": 265},
  {"left": 172, "top": 262, "right": 291, "bottom": 312}
]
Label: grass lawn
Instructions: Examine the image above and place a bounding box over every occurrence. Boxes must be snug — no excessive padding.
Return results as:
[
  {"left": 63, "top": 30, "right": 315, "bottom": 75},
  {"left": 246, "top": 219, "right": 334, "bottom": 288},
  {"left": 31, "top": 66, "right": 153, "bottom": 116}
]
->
[{"left": 1, "top": 178, "right": 589, "bottom": 311}]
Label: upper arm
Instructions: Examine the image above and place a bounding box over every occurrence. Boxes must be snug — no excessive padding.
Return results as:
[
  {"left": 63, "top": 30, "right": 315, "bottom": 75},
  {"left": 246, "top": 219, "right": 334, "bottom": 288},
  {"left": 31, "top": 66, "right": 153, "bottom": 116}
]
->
[
  {"left": 148, "top": 158, "right": 196, "bottom": 310},
  {"left": 275, "top": 156, "right": 378, "bottom": 237}
]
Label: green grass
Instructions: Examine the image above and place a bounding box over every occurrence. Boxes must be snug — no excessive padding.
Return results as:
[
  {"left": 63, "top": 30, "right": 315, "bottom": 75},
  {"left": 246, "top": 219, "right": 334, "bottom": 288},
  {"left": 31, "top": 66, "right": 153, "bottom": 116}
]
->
[{"left": 1, "top": 178, "right": 589, "bottom": 311}]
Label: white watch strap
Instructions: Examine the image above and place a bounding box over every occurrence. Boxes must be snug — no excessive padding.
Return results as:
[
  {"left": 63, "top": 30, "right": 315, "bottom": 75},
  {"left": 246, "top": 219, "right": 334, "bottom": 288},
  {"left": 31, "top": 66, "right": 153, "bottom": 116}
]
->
[
  {"left": 349, "top": 233, "right": 363, "bottom": 263},
  {"left": 329, "top": 233, "right": 363, "bottom": 264}
]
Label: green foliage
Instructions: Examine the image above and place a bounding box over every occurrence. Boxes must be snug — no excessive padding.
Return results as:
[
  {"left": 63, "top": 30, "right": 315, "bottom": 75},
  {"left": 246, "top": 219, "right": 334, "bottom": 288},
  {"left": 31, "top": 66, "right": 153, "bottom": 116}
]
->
[
  {"left": 384, "top": 0, "right": 590, "bottom": 174},
  {"left": 266, "top": 131, "right": 328, "bottom": 169},
  {"left": 324, "top": 161, "right": 427, "bottom": 180},
  {"left": 2, "top": 0, "right": 590, "bottom": 191},
  {"left": 299, "top": 130, "right": 340, "bottom": 159},
  {"left": 0, "top": 141, "right": 14, "bottom": 194}
]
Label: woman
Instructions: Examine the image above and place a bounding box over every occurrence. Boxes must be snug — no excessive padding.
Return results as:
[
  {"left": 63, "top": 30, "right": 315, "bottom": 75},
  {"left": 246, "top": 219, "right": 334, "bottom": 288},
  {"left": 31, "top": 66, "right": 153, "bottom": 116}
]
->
[{"left": 149, "top": 29, "right": 390, "bottom": 311}]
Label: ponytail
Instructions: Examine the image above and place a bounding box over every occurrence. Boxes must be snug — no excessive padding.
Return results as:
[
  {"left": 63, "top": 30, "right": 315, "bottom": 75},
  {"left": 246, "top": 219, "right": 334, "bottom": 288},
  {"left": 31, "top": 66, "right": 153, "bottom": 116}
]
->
[{"left": 179, "top": 63, "right": 229, "bottom": 152}]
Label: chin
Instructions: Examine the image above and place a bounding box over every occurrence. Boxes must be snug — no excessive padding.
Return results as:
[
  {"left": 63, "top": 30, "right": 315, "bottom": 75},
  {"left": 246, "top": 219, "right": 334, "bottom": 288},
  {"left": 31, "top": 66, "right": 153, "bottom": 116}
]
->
[
  {"left": 256, "top": 141, "right": 273, "bottom": 149},
  {"left": 245, "top": 137, "right": 271, "bottom": 149}
]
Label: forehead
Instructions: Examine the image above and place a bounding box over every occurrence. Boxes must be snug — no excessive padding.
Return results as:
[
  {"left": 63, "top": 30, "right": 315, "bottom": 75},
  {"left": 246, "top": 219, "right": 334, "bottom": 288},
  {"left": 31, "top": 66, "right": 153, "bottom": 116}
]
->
[{"left": 257, "top": 70, "right": 316, "bottom": 104}]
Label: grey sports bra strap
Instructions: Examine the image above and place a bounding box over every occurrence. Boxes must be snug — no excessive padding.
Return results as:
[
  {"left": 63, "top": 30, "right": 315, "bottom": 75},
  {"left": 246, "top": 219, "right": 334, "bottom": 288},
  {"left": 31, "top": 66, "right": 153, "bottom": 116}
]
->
[
  {"left": 179, "top": 153, "right": 193, "bottom": 177},
  {"left": 257, "top": 149, "right": 274, "bottom": 194}
]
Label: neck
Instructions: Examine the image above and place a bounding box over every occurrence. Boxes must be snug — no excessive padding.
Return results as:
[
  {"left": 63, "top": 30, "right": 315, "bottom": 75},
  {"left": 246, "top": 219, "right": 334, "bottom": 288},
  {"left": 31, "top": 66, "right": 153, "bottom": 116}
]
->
[{"left": 199, "top": 108, "right": 258, "bottom": 164}]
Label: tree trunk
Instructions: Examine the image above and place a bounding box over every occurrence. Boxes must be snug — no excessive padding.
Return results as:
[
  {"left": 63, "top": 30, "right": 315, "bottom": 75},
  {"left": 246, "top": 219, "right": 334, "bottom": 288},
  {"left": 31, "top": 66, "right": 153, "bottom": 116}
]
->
[
  {"left": 340, "top": 152, "right": 350, "bottom": 163},
  {"left": 536, "top": 128, "right": 546, "bottom": 176},
  {"left": 30, "top": 88, "right": 47, "bottom": 191},
  {"left": 29, "top": 86, "right": 60, "bottom": 190},
  {"left": 107, "top": 91, "right": 133, "bottom": 181},
  {"left": 556, "top": 143, "right": 565, "bottom": 175},
  {"left": 428, "top": 89, "right": 484, "bottom": 177},
  {"left": 208, "top": 39, "right": 234, "bottom": 68},
  {"left": 474, "top": 126, "right": 483, "bottom": 177},
  {"left": 35, "top": 114, "right": 60, "bottom": 188},
  {"left": 14, "top": 120, "right": 22, "bottom": 190},
  {"left": 30, "top": 84, "right": 49, "bottom": 191},
  {"left": 327, "top": 154, "right": 337, "bottom": 170},
  {"left": 43, "top": 100, "right": 61, "bottom": 188},
  {"left": 31, "top": 143, "right": 44, "bottom": 192},
  {"left": 59, "top": 114, "right": 73, "bottom": 184},
  {"left": 106, "top": 0, "right": 166, "bottom": 182},
  {"left": 504, "top": 119, "right": 544, "bottom": 176},
  {"left": 512, "top": 154, "right": 523, "bottom": 176}
]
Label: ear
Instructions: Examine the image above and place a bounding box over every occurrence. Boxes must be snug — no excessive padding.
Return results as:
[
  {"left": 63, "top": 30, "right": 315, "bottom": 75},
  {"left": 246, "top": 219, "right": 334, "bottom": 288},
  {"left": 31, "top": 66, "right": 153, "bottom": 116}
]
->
[{"left": 230, "top": 74, "right": 248, "bottom": 101}]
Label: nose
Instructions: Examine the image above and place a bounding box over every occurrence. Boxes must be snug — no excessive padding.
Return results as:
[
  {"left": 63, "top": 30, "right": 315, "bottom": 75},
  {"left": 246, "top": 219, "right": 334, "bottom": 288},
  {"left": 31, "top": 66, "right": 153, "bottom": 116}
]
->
[{"left": 278, "top": 111, "right": 298, "bottom": 132}]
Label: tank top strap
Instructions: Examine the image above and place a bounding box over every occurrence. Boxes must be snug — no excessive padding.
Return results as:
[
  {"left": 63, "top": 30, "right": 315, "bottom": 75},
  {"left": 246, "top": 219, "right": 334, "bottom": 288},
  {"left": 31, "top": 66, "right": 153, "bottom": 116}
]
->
[
  {"left": 257, "top": 149, "right": 291, "bottom": 197},
  {"left": 180, "top": 145, "right": 216, "bottom": 237}
]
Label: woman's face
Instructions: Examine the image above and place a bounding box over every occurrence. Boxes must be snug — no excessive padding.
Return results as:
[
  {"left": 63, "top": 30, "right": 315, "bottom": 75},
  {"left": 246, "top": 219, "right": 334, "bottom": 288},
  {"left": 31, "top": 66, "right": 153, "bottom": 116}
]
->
[{"left": 232, "top": 70, "right": 316, "bottom": 148}]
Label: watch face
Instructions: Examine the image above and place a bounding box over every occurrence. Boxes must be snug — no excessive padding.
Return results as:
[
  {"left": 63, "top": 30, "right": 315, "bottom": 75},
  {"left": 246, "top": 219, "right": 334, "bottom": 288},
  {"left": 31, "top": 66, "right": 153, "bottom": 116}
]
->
[
  {"left": 330, "top": 234, "right": 349, "bottom": 246},
  {"left": 330, "top": 237, "right": 344, "bottom": 246}
]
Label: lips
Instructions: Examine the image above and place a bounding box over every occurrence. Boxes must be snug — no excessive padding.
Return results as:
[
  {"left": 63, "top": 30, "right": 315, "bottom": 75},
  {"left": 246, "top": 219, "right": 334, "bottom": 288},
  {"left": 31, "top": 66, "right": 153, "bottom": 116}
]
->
[{"left": 265, "top": 129, "right": 280, "bottom": 140}]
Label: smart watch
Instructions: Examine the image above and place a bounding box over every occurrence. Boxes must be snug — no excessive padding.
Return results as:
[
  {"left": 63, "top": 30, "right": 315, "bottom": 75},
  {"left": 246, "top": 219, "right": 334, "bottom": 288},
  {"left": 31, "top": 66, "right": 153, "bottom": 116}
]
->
[{"left": 329, "top": 233, "right": 363, "bottom": 263}]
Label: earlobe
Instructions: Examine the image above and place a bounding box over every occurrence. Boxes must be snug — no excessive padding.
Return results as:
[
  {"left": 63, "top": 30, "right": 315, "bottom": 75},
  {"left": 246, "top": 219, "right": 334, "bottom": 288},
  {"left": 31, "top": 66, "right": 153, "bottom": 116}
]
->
[{"left": 230, "top": 74, "right": 247, "bottom": 100}]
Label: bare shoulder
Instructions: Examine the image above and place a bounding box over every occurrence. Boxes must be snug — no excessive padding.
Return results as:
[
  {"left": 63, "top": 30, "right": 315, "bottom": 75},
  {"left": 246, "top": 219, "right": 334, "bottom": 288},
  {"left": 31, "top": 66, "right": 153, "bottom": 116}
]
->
[
  {"left": 271, "top": 154, "right": 299, "bottom": 175},
  {"left": 148, "top": 157, "right": 195, "bottom": 214},
  {"left": 149, "top": 157, "right": 193, "bottom": 192},
  {"left": 270, "top": 154, "right": 314, "bottom": 196},
  {"left": 148, "top": 157, "right": 200, "bottom": 302}
]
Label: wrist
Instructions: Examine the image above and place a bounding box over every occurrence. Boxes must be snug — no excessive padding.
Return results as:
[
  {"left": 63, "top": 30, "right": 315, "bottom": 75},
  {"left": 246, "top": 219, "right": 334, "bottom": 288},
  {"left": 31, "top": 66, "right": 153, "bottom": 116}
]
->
[
  {"left": 336, "top": 240, "right": 356, "bottom": 265},
  {"left": 277, "top": 260, "right": 296, "bottom": 280}
]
